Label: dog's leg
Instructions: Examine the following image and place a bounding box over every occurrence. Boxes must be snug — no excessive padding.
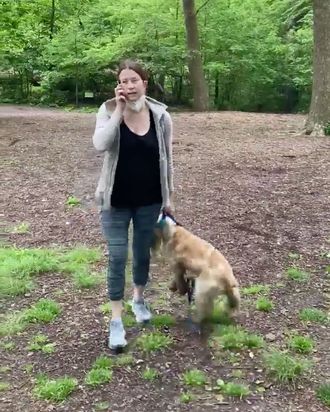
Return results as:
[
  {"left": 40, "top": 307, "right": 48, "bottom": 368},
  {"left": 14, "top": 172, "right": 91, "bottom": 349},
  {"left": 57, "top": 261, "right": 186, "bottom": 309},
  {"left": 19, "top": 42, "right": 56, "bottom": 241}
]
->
[{"left": 169, "top": 263, "right": 188, "bottom": 295}]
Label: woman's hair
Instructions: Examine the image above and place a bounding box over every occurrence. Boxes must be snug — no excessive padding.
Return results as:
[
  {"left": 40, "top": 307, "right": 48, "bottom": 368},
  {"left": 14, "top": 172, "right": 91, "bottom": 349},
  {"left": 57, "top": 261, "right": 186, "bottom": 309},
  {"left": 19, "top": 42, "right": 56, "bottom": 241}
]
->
[{"left": 117, "top": 59, "right": 148, "bottom": 81}]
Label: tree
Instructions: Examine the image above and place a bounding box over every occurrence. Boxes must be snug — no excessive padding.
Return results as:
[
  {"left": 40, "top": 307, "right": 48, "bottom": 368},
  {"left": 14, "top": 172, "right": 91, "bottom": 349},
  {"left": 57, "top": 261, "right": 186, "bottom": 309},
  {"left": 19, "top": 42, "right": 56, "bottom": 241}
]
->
[
  {"left": 182, "top": 0, "right": 209, "bottom": 111},
  {"left": 305, "top": 0, "right": 330, "bottom": 135}
]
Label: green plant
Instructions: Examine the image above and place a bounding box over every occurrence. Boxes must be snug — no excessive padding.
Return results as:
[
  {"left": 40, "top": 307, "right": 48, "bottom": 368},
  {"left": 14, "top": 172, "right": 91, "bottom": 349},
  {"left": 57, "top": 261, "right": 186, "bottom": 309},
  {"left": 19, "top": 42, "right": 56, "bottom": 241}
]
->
[
  {"left": 99, "top": 302, "right": 111, "bottom": 315},
  {"left": 299, "top": 308, "right": 328, "bottom": 324},
  {"left": 85, "top": 368, "right": 113, "bottom": 387},
  {"left": 114, "top": 354, "right": 134, "bottom": 367},
  {"left": 136, "top": 332, "right": 172, "bottom": 353},
  {"left": 24, "top": 298, "right": 61, "bottom": 323},
  {"left": 72, "top": 270, "right": 102, "bottom": 289},
  {"left": 180, "top": 392, "right": 195, "bottom": 403},
  {"left": 0, "top": 366, "right": 11, "bottom": 373},
  {"left": 65, "top": 195, "right": 80, "bottom": 207},
  {"left": 27, "top": 334, "right": 56, "bottom": 353},
  {"left": 263, "top": 349, "right": 312, "bottom": 382},
  {"left": 324, "top": 122, "right": 330, "bottom": 136},
  {"left": 216, "top": 379, "right": 250, "bottom": 398},
  {"left": 241, "top": 284, "right": 270, "bottom": 296},
  {"left": 255, "top": 297, "right": 274, "bottom": 312},
  {"left": 85, "top": 355, "right": 113, "bottom": 387},
  {"left": 182, "top": 369, "right": 207, "bottom": 387},
  {"left": 316, "top": 382, "right": 330, "bottom": 407},
  {"left": 0, "top": 341, "right": 15, "bottom": 351},
  {"left": 0, "top": 311, "right": 28, "bottom": 337},
  {"left": 151, "top": 314, "right": 176, "bottom": 328},
  {"left": 211, "top": 325, "right": 264, "bottom": 351},
  {"left": 286, "top": 266, "right": 310, "bottom": 282},
  {"left": 287, "top": 334, "right": 314, "bottom": 354},
  {"left": 0, "top": 382, "right": 10, "bottom": 391},
  {"left": 142, "top": 367, "right": 159, "bottom": 381},
  {"left": 12, "top": 222, "right": 30, "bottom": 234},
  {"left": 33, "top": 375, "right": 78, "bottom": 402}
]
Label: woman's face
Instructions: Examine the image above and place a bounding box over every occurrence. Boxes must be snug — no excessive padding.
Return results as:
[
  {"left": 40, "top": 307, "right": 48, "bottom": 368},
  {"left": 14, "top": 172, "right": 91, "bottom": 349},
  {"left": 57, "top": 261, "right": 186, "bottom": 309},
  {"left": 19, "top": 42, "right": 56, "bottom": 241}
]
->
[{"left": 118, "top": 68, "right": 147, "bottom": 101}]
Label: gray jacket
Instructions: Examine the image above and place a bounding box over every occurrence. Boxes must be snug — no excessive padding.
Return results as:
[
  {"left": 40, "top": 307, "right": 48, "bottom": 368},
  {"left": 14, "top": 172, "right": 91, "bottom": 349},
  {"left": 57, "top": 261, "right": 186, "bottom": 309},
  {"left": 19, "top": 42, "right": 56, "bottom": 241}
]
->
[{"left": 92, "top": 96, "right": 174, "bottom": 211}]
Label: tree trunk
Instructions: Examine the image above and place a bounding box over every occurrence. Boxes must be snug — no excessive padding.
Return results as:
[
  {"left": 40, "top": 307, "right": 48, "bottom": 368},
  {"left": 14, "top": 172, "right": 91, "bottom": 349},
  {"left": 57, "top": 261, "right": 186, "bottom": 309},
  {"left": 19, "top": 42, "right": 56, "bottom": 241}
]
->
[
  {"left": 50, "top": 0, "right": 55, "bottom": 39},
  {"left": 182, "top": 0, "right": 209, "bottom": 111},
  {"left": 305, "top": 0, "right": 330, "bottom": 136}
]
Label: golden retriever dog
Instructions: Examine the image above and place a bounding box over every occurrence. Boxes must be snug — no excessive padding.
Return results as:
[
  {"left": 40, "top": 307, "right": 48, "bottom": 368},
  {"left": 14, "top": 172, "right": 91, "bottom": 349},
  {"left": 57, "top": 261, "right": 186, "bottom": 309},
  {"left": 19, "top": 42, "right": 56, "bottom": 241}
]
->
[{"left": 152, "top": 213, "right": 240, "bottom": 323}]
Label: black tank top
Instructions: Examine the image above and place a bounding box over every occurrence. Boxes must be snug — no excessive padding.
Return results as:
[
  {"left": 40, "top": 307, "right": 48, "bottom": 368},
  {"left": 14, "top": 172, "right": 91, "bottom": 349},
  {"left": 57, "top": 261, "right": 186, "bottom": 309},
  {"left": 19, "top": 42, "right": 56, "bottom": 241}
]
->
[{"left": 111, "top": 110, "right": 162, "bottom": 208}]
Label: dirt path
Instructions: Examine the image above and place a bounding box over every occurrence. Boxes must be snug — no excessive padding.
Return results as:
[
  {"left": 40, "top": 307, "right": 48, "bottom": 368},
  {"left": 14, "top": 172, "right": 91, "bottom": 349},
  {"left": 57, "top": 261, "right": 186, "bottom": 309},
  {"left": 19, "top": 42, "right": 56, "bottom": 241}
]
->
[{"left": 1, "top": 105, "right": 329, "bottom": 411}]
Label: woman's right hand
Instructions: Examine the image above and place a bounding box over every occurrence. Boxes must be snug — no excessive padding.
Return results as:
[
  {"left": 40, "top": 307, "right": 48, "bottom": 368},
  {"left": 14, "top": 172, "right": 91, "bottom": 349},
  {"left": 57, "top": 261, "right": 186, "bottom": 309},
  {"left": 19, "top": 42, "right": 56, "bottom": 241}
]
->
[{"left": 114, "top": 84, "right": 127, "bottom": 113}]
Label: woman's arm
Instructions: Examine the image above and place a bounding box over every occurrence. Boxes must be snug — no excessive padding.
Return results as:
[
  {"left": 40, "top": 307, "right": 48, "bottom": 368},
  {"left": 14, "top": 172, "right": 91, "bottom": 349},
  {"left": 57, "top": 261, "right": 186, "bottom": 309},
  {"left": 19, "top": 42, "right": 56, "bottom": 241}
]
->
[
  {"left": 163, "top": 111, "right": 174, "bottom": 197},
  {"left": 92, "top": 103, "right": 122, "bottom": 152}
]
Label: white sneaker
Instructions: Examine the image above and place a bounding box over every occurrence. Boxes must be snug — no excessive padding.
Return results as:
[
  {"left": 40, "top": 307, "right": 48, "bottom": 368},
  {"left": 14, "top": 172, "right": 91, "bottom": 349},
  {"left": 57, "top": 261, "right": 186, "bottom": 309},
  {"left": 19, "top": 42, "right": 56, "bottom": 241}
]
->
[
  {"left": 131, "top": 299, "right": 152, "bottom": 323},
  {"left": 108, "top": 319, "right": 127, "bottom": 350}
]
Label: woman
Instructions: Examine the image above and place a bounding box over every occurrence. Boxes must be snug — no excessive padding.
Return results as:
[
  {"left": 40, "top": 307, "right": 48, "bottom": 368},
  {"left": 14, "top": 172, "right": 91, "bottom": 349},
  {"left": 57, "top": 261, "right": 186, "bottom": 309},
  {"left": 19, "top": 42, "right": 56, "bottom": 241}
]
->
[{"left": 92, "top": 59, "right": 174, "bottom": 350}]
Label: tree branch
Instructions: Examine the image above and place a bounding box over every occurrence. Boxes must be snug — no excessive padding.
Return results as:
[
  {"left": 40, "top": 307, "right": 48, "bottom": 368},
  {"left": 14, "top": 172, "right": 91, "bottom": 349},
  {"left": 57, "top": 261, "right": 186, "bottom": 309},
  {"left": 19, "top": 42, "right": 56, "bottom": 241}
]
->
[{"left": 196, "top": 0, "right": 211, "bottom": 15}]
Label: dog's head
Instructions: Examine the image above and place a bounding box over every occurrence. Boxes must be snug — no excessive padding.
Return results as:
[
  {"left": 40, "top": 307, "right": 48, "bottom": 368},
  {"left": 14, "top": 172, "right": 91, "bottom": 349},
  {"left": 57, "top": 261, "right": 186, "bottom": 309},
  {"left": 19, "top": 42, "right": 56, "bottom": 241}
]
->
[{"left": 151, "top": 212, "right": 177, "bottom": 256}]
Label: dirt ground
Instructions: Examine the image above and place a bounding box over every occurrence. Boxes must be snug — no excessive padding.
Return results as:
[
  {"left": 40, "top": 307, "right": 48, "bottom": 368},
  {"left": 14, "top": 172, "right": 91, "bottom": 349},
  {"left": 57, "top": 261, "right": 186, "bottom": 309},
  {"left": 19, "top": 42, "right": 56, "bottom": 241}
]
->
[{"left": 0, "top": 105, "right": 329, "bottom": 411}]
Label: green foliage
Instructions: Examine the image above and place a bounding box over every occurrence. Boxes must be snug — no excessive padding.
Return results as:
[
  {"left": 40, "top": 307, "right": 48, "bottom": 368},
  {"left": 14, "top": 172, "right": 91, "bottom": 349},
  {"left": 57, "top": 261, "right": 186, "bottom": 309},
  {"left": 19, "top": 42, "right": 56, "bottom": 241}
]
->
[
  {"left": 0, "top": 246, "right": 102, "bottom": 297},
  {"left": 263, "top": 349, "right": 312, "bottom": 382},
  {"left": 286, "top": 266, "right": 310, "bottom": 282},
  {"left": 216, "top": 379, "right": 250, "bottom": 398},
  {"left": 255, "top": 297, "right": 274, "bottom": 312},
  {"left": 182, "top": 369, "right": 207, "bottom": 387},
  {"left": 0, "top": 0, "right": 313, "bottom": 112},
  {"left": 85, "top": 355, "right": 113, "bottom": 387},
  {"left": 33, "top": 375, "right": 78, "bottom": 402},
  {"left": 136, "top": 331, "right": 172, "bottom": 353},
  {"left": 316, "top": 382, "right": 330, "bottom": 407},
  {"left": 142, "top": 367, "right": 159, "bottom": 381},
  {"left": 287, "top": 334, "right": 314, "bottom": 354},
  {"left": 299, "top": 308, "right": 329, "bottom": 324},
  {"left": 210, "top": 325, "right": 264, "bottom": 351},
  {"left": 242, "top": 284, "right": 270, "bottom": 296}
]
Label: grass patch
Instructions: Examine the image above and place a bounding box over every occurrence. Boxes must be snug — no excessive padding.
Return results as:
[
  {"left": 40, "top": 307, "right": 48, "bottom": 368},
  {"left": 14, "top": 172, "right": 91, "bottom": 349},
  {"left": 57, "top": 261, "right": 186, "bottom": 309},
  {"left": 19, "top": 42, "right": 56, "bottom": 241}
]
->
[
  {"left": 12, "top": 222, "right": 30, "bottom": 234},
  {"left": 142, "top": 367, "right": 159, "bottom": 381},
  {"left": 0, "top": 382, "right": 10, "bottom": 391},
  {"left": 0, "top": 246, "right": 102, "bottom": 297},
  {"left": 114, "top": 354, "right": 134, "bottom": 367},
  {"left": 0, "top": 298, "right": 61, "bottom": 337},
  {"left": 136, "top": 331, "right": 172, "bottom": 353},
  {"left": 27, "top": 334, "right": 56, "bottom": 354},
  {"left": 210, "top": 325, "right": 264, "bottom": 351},
  {"left": 65, "top": 195, "right": 80, "bottom": 207},
  {"left": 263, "top": 349, "right": 312, "bottom": 382},
  {"left": 33, "top": 375, "right": 78, "bottom": 402},
  {"left": 24, "top": 298, "right": 61, "bottom": 323},
  {"left": 0, "top": 366, "right": 11, "bottom": 373},
  {"left": 255, "top": 297, "right": 274, "bottom": 312},
  {"left": 299, "top": 308, "right": 329, "bottom": 324},
  {"left": 0, "top": 341, "right": 15, "bottom": 351},
  {"left": 286, "top": 266, "right": 310, "bottom": 282},
  {"left": 99, "top": 302, "right": 111, "bottom": 315},
  {"left": 287, "top": 334, "right": 314, "bottom": 354},
  {"left": 180, "top": 392, "right": 196, "bottom": 403},
  {"left": 316, "top": 382, "right": 330, "bottom": 407},
  {"left": 150, "top": 314, "right": 176, "bottom": 328},
  {"left": 217, "top": 379, "right": 250, "bottom": 398},
  {"left": 72, "top": 270, "right": 103, "bottom": 289},
  {"left": 182, "top": 369, "right": 207, "bottom": 386},
  {"left": 85, "top": 355, "right": 113, "bottom": 387},
  {"left": 241, "top": 284, "right": 270, "bottom": 296}
]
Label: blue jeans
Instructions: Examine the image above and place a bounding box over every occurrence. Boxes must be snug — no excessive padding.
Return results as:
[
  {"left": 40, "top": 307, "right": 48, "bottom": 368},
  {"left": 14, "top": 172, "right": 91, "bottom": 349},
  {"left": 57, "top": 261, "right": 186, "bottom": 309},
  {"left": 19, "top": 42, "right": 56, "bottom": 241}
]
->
[{"left": 100, "top": 203, "right": 161, "bottom": 301}]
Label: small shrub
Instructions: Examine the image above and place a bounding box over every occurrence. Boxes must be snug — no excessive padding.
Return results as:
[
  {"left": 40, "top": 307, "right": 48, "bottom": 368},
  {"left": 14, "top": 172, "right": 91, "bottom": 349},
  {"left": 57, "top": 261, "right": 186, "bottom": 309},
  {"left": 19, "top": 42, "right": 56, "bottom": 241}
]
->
[
  {"left": 287, "top": 334, "right": 314, "bottom": 354},
  {"left": 316, "top": 382, "right": 330, "bottom": 407},
  {"left": 136, "top": 332, "right": 172, "bottom": 353},
  {"left": 182, "top": 369, "right": 206, "bottom": 386},
  {"left": 263, "top": 350, "right": 312, "bottom": 382},
  {"left": 255, "top": 297, "right": 274, "bottom": 312},
  {"left": 217, "top": 379, "right": 250, "bottom": 398},
  {"left": 299, "top": 308, "right": 328, "bottom": 324},
  {"left": 142, "top": 367, "right": 158, "bottom": 381},
  {"left": 24, "top": 298, "right": 61, "bottom": 323},
  {"left": 65, "top": 196, "right": 80, "bottom": 207},
  {"left": 34, "top": 375, "right": 77, "bottom": 402},
  {"left": 286, "top": 266, "right": 310, "bottom": 282}
]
